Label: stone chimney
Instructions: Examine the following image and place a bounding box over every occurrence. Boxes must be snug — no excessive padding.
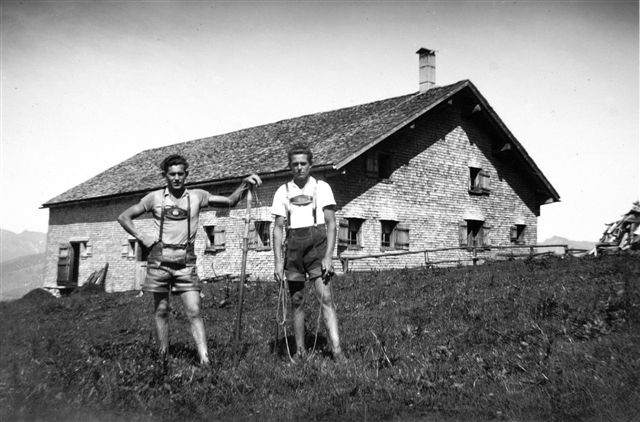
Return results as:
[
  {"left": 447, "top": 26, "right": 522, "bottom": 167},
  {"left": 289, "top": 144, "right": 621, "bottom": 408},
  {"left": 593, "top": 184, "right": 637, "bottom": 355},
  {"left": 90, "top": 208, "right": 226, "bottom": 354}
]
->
[{"left": 416, "top": 48, "right": 436, "bottom": 92}]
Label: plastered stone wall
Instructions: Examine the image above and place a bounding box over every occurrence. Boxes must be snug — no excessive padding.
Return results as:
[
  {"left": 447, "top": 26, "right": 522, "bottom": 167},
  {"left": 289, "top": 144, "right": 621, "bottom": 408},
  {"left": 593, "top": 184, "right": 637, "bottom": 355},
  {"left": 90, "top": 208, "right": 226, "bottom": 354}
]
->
[
  {"left": 43, "top": 104, "right": 543, "bottom": 291},
  {"left": 329, "top": 104, "right": 539, "bottom": 271}
]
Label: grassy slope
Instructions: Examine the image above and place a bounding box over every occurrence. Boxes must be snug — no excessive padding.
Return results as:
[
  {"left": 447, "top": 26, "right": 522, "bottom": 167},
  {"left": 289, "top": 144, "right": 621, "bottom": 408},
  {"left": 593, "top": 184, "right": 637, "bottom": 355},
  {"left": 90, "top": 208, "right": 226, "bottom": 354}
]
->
[{"left": 0, "top": 254, "right": 638, "bottom": 422}]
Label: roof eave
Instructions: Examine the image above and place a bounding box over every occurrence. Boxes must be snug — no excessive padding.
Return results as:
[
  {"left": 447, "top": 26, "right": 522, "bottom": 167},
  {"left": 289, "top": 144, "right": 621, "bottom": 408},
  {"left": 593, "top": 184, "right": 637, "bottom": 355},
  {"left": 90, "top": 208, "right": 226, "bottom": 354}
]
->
[
  {"left": 41, "top": 165, "right": 338, "bottom": 208},
  {"left": 463, "top": 82, "right": 560, "bottom": 203}
]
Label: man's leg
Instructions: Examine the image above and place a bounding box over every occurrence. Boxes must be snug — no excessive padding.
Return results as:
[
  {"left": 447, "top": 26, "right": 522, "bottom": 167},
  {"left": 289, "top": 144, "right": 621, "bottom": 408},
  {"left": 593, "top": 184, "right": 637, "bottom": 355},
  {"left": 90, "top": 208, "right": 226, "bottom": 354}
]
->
[
  {"left": 313, "top": 277, "right": 343, "bottom": 359},
  {"left": 152, "top": 292, "right": 171, "bottom": 357},
  {"left": 180, "top": 290, "right": 210, "bottom": 365},
  {"left": 289, "top": 282, "right": 307, "bottom": 356}
]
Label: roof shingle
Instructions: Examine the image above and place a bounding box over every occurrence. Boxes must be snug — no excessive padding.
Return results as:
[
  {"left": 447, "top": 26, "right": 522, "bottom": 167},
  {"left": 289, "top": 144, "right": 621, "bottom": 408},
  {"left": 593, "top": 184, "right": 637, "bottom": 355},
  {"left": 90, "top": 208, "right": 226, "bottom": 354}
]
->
[{"left": 44, "top": 81, "right": 468, "bottom": 206}]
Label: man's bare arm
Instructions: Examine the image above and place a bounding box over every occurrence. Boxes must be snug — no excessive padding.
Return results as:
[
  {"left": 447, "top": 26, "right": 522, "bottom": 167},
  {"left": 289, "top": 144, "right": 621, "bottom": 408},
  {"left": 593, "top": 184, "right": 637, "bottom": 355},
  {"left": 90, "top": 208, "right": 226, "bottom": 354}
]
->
[
  {"left": 322, "top": 206, "right": 337, "bottom": 277},
  {"left": 117, "top": 202, "right": 157, "bottom": 248},
  {"left": 208, "top": 174, "right": 262, "bottom": 207}
]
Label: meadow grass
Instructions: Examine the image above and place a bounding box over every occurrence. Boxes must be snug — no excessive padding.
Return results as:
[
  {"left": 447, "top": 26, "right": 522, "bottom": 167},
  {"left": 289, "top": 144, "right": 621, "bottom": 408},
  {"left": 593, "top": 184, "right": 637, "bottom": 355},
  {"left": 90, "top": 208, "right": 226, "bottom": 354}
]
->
[{"left": 1, "top": 253, "right": 638, "bottom": 421}]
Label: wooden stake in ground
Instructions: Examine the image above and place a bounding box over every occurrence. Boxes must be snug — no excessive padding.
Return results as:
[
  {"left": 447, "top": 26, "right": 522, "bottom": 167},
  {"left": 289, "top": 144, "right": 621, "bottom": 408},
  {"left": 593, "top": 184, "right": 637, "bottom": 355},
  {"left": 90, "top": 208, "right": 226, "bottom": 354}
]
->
[{"left": 234, "top": 187, "right": 253, "bottom": 364}]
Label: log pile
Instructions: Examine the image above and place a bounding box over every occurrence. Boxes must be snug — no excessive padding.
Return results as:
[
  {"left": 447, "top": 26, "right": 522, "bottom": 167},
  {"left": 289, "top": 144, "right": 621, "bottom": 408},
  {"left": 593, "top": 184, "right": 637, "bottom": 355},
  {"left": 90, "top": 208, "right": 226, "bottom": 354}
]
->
[{"left": 595, "top": 202, "right": 640, "bottom": 254}]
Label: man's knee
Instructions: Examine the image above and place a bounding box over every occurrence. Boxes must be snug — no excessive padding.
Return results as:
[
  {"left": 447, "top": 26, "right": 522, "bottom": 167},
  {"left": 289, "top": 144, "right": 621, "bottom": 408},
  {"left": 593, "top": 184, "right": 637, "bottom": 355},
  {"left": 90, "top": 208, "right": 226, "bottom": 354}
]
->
[
  {"left": 183, "top": 304, "right": 201, "bottom": 320},
  {"left": 181, "top": 291, "right": 202, "bottom": 320},
  {"left": 155, "top": 302, "right": 170, "bottom": 319},
  {"left": 291, "top": 290, "right": 305, "bottom": 308},
  {"left": 315, "top": 282, "right": 333, "bottom": 306},
  {"left": 154, "top": 294, "right": 170, "bottom": 318}
]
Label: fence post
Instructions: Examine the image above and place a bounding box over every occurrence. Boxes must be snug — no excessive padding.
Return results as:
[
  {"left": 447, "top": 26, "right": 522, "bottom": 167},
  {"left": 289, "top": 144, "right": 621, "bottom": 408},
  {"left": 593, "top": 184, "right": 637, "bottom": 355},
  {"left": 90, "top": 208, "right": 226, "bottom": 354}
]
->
[
  {"left": 472, "top": 247, "right": 477, "bottom": 266},
  {"left": 529, "top": 246, "right": 534, "bottom": 258}
]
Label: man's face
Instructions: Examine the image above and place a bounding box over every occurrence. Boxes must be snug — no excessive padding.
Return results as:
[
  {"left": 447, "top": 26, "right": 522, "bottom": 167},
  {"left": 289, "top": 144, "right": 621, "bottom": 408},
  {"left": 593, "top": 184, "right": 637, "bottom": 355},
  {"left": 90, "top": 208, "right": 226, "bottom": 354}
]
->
[
  {"left": 164, "top": 164, "right": 188, "bottom": 190},
  {"left": 289, "top": 153, "right": 311, "bottom": 183}
]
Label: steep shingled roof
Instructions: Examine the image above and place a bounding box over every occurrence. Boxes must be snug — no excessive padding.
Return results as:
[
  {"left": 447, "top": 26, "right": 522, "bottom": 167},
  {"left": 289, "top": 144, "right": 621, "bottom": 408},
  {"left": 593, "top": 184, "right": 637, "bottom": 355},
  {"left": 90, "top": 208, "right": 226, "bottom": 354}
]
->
[{"left": 43, "top": 79, "right": 559, "bottom": 206}]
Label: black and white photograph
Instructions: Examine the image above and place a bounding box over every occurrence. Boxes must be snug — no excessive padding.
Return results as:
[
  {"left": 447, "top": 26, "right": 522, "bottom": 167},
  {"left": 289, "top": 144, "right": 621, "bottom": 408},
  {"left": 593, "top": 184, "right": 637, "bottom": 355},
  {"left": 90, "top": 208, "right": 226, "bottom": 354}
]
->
[{"left": 1, "top": 1, "right": 638, "bottom": 421}]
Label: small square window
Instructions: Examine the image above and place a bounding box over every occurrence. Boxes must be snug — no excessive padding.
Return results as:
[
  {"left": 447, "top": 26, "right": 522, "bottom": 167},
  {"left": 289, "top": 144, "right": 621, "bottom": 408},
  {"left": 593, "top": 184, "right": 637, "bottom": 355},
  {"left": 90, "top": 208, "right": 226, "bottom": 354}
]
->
[
  {"left": 510, "top": 224, "right": 526, "bottom": 245},
  {"left": 249, "top": 221, "right": 271, "bottom": 251},
  {"left": 205, "top": 225, "right": 226, "bottom": 252},
  {"left": 366, "top": 152, "right": 392, "bottom": 179},
  {"left": 459, "top": 220, "right": 491, "bottom": 250},
  {"left": 338, "top": 218, "right": 364, "bottom": 248},
  {"left": 380, "top": 220, "right": 410, "bottom": 251},
  {"left": 381, "top": 220, "right": 397, "bottom": 248},
  {"left": 127, "top": 239, "right": 136, "bottom": 259},
  {"left": 469, "top": 167, "right": 491, "bottom": 195}
]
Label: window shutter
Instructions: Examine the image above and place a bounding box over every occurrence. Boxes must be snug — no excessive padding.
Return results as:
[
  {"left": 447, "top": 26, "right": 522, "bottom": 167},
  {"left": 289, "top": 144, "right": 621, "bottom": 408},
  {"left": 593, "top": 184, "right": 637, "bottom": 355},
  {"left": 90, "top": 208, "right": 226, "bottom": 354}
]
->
[
  {"left": 395, "top": 224, "right": 410, "bottom": 250},
  {"left": 214, "top": 228, "right": 226, "bottom": 249},
  {"left": 459, "top": 221, "right": 468, "bottom": 246},
  {"left": 248, "top": 224, "right": 258, "bottom": 249},
  {"left": 338, "top": 219, "right": 349, "bottom": 246},
  {"left": 482, "top": 224, "right": 492, "bottom": 248},
  {"left": 57, "top": 244, "right": 71, "bottom": 284},
  {"left": 480, "top": 170, "right": 491, "bottom": 193},
  {"left": 510, "top": 225, "right": 518, "bottom": 242},
  {"left": 121, "top": 241, "right": 129, "bottom": 257}
]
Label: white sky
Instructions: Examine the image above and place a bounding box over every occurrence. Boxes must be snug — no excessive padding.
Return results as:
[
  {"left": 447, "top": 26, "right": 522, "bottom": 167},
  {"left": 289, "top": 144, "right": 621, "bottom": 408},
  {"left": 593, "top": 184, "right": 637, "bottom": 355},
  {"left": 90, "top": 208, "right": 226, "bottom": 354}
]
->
[{"left": 1, "top": 0, "right": 638, "bottom": 242}]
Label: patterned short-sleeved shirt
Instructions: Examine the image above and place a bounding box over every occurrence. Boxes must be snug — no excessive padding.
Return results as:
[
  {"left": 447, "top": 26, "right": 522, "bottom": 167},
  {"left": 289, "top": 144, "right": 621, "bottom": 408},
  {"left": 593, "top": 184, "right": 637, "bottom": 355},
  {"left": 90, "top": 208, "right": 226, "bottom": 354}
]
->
[{"left": 140, "top": 188, "right": 209, "bottom": 245}]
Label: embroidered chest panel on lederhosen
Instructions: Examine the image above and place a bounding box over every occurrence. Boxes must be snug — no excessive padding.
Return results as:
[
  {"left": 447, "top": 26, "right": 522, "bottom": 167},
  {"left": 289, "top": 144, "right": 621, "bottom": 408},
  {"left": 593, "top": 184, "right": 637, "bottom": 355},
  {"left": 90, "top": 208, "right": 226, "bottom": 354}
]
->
[
  {"left": 159, "top": 193, "right": 192, "bottom": 247},
  {"left": 285, "top": 181, "right": 317, "bottom": 230}
]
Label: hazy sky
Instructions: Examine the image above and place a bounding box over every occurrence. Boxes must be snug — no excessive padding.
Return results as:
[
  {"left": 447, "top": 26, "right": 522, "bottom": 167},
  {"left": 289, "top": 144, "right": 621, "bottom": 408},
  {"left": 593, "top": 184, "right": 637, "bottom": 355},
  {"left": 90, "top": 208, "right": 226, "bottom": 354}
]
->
[{"left": 1, "top": 0, "right": 638, "bottom": 242}]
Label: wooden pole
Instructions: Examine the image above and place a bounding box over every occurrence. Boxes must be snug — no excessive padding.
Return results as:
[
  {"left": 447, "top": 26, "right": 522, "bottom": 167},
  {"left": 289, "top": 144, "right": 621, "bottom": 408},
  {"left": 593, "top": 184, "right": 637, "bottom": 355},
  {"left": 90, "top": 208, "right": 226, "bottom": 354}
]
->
[{"left": 234, "top": 188, "right": 252, "bottom": 364}]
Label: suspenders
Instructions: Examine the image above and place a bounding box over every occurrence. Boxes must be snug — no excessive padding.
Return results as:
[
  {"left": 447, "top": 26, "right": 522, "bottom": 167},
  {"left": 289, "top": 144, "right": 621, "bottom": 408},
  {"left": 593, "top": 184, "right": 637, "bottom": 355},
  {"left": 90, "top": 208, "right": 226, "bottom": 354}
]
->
[
  {"left": 284, "top": 180, "right": 318, "bottom": 230},
  {"left": 159, "top": 191, "right": 192, "bottom": 247}
]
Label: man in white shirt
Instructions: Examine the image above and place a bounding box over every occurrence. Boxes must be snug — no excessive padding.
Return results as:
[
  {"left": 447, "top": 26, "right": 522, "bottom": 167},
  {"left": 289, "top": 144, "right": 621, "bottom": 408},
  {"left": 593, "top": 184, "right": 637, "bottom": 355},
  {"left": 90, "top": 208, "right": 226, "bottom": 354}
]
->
[{"left": 272, "top": 144, "right": 345, "bottom": 362}]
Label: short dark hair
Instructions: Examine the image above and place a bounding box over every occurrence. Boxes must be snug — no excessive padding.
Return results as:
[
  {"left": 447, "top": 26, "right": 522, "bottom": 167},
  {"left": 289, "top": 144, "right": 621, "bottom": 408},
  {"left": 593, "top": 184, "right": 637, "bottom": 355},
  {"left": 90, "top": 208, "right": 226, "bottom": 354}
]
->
[
  {"left": 160, "top": 154, "right": 189, "bottom": 173},
  {"left": 287, "top": 143, "right": 313, "bottom": 165}
]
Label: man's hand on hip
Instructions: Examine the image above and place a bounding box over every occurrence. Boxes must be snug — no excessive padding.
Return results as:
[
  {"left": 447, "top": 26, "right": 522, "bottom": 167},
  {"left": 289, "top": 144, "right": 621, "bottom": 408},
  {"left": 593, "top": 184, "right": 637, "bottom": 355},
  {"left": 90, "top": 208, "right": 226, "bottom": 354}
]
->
[{"left": 139, "top": 233, "right": 157, "bottom": 249}]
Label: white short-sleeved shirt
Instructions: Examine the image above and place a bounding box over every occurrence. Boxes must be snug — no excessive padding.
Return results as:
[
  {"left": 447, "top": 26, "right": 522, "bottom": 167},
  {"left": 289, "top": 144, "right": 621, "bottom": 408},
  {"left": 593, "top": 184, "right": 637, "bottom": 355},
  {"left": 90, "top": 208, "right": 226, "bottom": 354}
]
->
[{"left": 271, "top": 176, "right": 336, "bottom": 229}]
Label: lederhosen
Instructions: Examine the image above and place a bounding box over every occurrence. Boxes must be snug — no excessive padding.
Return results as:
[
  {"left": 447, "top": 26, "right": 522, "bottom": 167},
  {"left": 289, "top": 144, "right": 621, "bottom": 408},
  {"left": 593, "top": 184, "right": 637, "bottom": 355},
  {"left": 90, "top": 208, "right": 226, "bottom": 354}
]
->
[
  {"left": 148, "top": 191, "right": 197, "bottom": 267},
  {"left": 284, "top": 180, "right": 327, "bottom": 283}
]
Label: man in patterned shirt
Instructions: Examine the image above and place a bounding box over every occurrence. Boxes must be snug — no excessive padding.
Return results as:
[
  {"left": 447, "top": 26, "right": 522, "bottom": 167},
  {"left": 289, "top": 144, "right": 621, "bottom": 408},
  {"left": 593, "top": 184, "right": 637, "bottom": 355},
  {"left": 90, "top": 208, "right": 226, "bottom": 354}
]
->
[{"left": 118, "top": 154, "right": 261, "bottom": 366}]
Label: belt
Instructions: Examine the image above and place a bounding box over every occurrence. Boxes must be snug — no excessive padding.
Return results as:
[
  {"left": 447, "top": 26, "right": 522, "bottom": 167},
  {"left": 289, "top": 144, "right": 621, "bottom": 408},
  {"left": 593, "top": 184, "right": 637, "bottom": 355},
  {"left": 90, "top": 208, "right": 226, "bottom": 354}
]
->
[{"left": 289, "top": 224, "right": 325, "bottom": 233}]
